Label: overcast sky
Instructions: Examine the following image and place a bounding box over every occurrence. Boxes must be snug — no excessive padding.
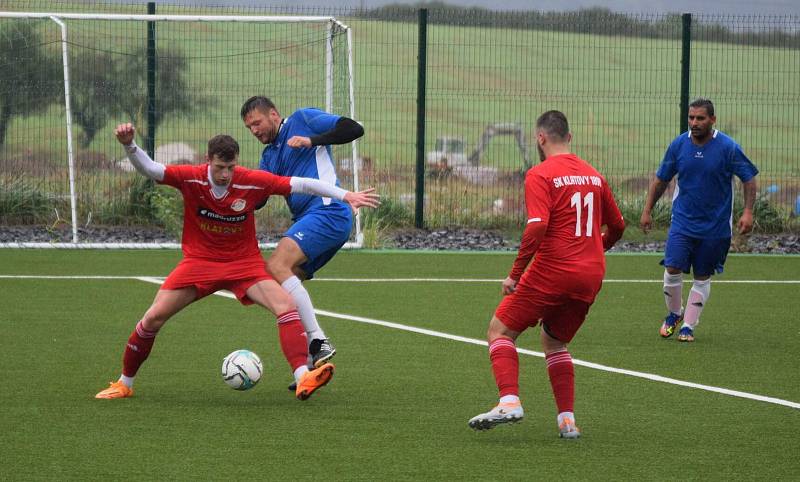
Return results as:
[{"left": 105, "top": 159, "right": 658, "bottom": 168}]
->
[{"left": 171, "top": 0, "right": 800, "bottom": 16}]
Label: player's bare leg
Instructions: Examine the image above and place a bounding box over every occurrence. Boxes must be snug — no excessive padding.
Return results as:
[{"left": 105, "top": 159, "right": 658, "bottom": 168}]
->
[{"left": 95, "top": 287, "right": 197, "bottom": 399}]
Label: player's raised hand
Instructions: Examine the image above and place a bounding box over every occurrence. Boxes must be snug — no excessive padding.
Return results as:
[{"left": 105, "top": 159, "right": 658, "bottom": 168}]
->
[
  {"left": 343, "top": 187, "right": 380, "bottom": 210},
  {"left": 114, "top": 123, "right": 135, "bottom": 145},
  {"left": 287, "top": 136, "right": 312, "bottom": 148}
]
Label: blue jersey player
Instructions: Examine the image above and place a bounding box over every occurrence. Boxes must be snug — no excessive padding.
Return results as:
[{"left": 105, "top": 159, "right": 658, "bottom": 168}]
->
[
  {"left": 641, "top": 98, "right": 758, "bottom": 342},
  {"left": 241, "top": 96, "right": 365, "bottom": 370}
]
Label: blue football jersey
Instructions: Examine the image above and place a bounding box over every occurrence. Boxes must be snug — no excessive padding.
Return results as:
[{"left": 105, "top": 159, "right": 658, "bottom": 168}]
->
[
  {"left": 656, "top": 129, "right": 758, "bottom": 238},
  {"left": 259, "top": 107, "right": 345, "bottom": 219}
]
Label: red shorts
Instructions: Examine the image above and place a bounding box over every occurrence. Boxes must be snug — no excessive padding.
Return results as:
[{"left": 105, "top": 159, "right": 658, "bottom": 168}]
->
[
  {"left": 494, "top": 284, "right": 595, "bottom": 343},
  {"left": 161, "top": 256, "right": 272, "bottom": 305}
]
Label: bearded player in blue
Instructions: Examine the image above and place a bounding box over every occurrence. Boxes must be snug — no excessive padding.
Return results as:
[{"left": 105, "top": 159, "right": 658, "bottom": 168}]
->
[
  {"left": 640, "top": 98, "right": 758, "bottom": 342},
  {"left": 241, "top": 96, "right": 365, "bottom": 378}
]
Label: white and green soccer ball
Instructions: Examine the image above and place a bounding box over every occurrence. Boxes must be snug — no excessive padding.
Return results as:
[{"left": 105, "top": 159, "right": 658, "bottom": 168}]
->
[{"left": 221, "top": 350, "right": 263, "bottom": 390}]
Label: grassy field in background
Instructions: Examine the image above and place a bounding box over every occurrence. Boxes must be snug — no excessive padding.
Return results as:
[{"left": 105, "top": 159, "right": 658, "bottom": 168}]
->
[
  {"left": 1, "top": 250, "right": 798, "bottom": 479},
  {"left": 1, "top": 12, "right": 797, "bottom": 177}
]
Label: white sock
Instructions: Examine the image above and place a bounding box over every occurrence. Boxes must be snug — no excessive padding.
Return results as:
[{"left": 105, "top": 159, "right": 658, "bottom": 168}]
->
[
  {"left": 499, "top": 394, "right": 520, "bottom": 404},
  {"left": 683, "top": 279, "right": 711, "bottom": 329},
  {"left": 119, "top": 375, "right": 135, "bottom": 388},
  {"left": 293, "top": 365, "right": 309, "bottom": 383},
  {"left": 281, "top": 276, "right": 326, "bottom": 341},
  {"left": 558, "top": 411, "right": 576, "bottom": 426},
  {"left": 663, "top": 271, "right": 683, "bottom": 315}
]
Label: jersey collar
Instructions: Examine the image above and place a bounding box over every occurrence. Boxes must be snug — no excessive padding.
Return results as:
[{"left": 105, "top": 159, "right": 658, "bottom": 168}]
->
[{"left": 269, "top": 118, "right": 286, "bottom": 147}]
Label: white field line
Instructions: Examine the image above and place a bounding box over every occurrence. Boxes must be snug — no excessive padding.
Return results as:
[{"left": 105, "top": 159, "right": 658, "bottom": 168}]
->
[
  {"left": 3, "top": 275, "right": 800, "bottom": 284},
  {"left": 1, "top": 274, "right": 796, "bottom": 409},
  {"left": 125, "top": 276, "right": 798, "bottom": 411},
  {"left": 313, "top": 278, "right": 800, "bottom": 284},
  {"left": 0, "top": 275, "right": 147, "bottom": 279}
]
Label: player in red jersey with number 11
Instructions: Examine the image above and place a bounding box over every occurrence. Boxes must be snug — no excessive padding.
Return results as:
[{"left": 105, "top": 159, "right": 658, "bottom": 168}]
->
[{"left": 468, "top": 111, "right": 625, "bottom": 438}]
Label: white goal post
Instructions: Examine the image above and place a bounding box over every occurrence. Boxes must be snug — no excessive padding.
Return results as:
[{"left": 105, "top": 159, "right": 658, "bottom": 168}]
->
[{"left": 0, "top": 11, "right": 362, "bottom": 249}]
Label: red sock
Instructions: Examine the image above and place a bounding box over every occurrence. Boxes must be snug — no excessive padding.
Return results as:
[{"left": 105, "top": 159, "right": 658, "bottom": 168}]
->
[
  {"left": 546, "top": 349, "right": 575, "bottom": 413},
  {"left": 277, "top": 310, "right": 308, "bottom": 371},
  {"left": 122, "top": 321, "right": 159, "bottom": 377},
  {"left": 489, "top": 337, "right": 519, "bottom": 397}
]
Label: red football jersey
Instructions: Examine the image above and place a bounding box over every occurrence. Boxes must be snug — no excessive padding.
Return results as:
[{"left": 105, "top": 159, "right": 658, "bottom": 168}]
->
[
  {"left": 519, "top": 153, "right": 623, "bottom": 301},
  {"left": 160, "top": 164, "right": 291, "bottom": 260}
]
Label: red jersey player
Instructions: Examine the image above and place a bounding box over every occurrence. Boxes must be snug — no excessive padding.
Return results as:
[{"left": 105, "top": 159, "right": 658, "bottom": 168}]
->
[
  {"left": 95, "top": 123, "right": 379, "bottom": 401},
  {"left": 468, "top": 111, "right": 625, "bottom": 438}
]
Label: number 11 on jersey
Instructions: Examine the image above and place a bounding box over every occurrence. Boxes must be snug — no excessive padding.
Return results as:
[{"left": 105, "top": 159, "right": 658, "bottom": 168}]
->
[{"left": 570, "top": 191, "right": 594, "bottom": 237}]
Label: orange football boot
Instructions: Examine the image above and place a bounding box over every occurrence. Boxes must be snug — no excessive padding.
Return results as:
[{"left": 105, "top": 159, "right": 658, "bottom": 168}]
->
[
  {"left": 95, "top": 380, "right": 133, "bottom": 399},
  {"left": 295, "top": 363, "right": 334, "bottom": 401}
]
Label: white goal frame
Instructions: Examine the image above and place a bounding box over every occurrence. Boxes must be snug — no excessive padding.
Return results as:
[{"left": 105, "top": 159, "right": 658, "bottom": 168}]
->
[{"left": 0, "top": 11, "right": 362, "bottom": 249}]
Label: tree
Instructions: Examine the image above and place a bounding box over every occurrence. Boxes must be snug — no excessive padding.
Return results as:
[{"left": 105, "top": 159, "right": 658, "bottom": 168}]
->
[
  {"left": 69, "top": 51, "right": 121, "bottom": 148},
  {"left": 113, "top": 44, "right": 202, "bottom": 151},
  {"left": 0, "top": 22, "right": 61, "bottom": 149},
  {"left": 69, "top": 45, "right": 201, "bottom": 149}
]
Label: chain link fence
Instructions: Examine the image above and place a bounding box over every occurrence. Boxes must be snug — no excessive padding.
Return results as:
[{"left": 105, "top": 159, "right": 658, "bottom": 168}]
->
[{"left": 1, "top": 1, "right": 798, "bottom": 241}]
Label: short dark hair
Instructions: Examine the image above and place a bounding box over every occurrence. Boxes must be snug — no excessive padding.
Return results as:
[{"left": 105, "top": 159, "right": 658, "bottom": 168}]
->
[
  {"left": 207, "top": 134, "right": 239, "bottom": 162},
  {"left": 536, "top": 110, "right": 570, "bottom": 141},
  {"left": 689, "top": 97, "right": 715, "bottom": 117},
  {"left": 240, "top": 96, "right": 277, "bottom": 119}
]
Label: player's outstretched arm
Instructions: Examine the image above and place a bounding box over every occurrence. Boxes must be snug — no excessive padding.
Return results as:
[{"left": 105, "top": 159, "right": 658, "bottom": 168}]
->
[
  {"left": 289, "top": 177, "right": 380, "bottom": 210},
  {"left": 113, "top": 123, "right": 165, "bottom": 182}
]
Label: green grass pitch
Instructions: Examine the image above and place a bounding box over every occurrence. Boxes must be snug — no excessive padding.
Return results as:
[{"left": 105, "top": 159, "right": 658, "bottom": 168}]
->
[{"left": 1, "top": 250, "right": 799, "bottom": 479}]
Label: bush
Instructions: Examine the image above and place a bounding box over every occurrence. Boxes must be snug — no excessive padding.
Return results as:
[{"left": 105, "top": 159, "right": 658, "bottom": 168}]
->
[
  {"left": 615, "top": 194, "right": 672, "bottom": 230},
  {"left": 123, "top": 176, "right": 182, "bottom": 236},
  {"left": 735, "top": 192, "right": 792, "bottom": 233},
  {"left": 0, "top": 175, "right": 55, "bottom": 223},
  {"left": 361, "top": 197, "right": 414, "bottom": 248}
]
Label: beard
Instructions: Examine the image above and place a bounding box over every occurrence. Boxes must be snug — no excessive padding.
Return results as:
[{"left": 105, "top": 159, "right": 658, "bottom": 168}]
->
[{"left": 537, "top": 143, "right": 546, "bottom": 162}]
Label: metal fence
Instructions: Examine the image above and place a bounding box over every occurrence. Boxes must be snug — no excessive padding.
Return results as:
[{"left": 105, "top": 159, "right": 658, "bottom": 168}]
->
[{"left": 1, "top": 1, "right": 798, "bottom": 240}]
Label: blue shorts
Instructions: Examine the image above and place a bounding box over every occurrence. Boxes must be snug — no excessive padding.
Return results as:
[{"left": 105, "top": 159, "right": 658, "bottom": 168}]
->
[
  {"left": 284, "top": 203, "right": 353, "bottom": 279},
  {"left": 661, "top": 230, "right": 731, "bottom": 277}
]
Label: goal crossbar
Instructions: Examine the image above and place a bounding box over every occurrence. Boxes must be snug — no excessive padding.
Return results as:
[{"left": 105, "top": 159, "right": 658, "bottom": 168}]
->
[{"left": 0, "top": 12, "right": 348, "bottom": 28}]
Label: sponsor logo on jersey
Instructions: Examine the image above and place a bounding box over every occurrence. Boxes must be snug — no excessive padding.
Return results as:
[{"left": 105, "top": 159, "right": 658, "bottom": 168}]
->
[
  {"left": 231, "top": 198, "right": 246, "bottom": 212},
  {"left": 293, "top": 232, "right": 305, "bottom": 240},
  {"left": 197, "top": 208, "right": 247, "bottom": 223}
]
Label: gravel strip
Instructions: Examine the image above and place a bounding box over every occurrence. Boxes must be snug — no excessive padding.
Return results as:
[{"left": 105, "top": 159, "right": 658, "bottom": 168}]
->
[{"left": 388, "top": 228, "right": 800, "bottom": 254}]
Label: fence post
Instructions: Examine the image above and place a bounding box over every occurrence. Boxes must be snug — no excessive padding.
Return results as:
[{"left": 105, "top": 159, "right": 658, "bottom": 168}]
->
[
  {"left": 415, "top": 8, "right": 428, "bottom": 229},
  {"left": 680, "top": 13, "right": 691, "bottom": 134},
  {"left": 146, "top": 1, "right": 156, "bottom": 157}
]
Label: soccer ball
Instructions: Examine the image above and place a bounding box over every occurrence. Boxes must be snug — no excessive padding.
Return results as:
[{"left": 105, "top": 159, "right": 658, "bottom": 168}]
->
[{"left": 221, "top": 349, "right": 263, "bottom": 390}]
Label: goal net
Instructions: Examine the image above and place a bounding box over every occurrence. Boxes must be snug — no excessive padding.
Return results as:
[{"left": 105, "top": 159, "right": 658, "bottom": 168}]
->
[{"left": 0, "top": 12, "right": 360, "bottom": 248}]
